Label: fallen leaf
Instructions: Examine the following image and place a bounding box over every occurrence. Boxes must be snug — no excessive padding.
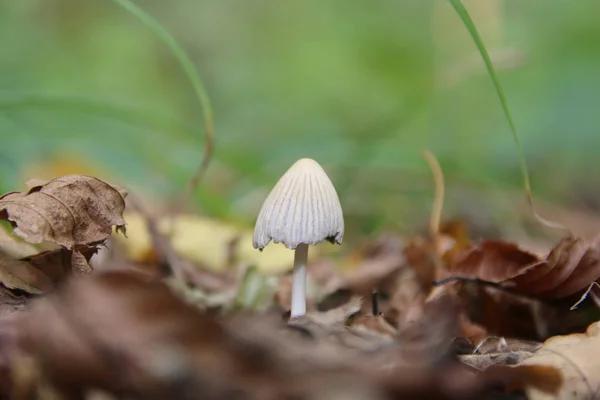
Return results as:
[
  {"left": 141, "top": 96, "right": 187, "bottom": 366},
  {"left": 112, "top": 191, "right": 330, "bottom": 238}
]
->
[
  {"left": 0, "top": 289, "right": 28, "bottom": 319},
  {"left": 0, "top": 175, "right": 126, "bottom": 249},
  {"left": 431, "top": 277, "right": 590, "bottom": 341},
  {"left": 445, "top": 236, "right": 600, "bottom": 301},
  {"left": 445, "top": 240, "right": 539, "bottom": 283},
  {"left": 14, "top": 270, "right": 238, "bottom": 398},
  {"left": 472, "top": 337, "right": 541, "bottom": 355},
  {"left": 0, "top": 314, "right": 19, "bottom": 399},
  {"left": 0, "top": 249, "right": 52, "bottom": 294},
  {"left": 404, "top": 236, "right": 439, "bottom": 291},
  {"left": 514, "top": 236, "right": 600, "bottom": 299},
  {"left": 318, "top": 234, "right": 406, "bottom": 315},
  {"left": 460, "top": 351, "right": 535, "bottom": 370},
  {"left": 71, "top": 245, "right": 97, "bottom": 274},
  {"left": 7, "top": 269, "right": 517, "bottom": 400},
  {"left": 23, "top": 245, "right": 98, "bottom": 284},
  {"left": 0, "top": 227, "right": 39, "bottom": 259},
  {"left": 439, "top": 220, "right": 472, "bottom": 262},
  {"left": 115, "top": 212, "right": 322, "bottom": 273},
  {"left": 396, "top": 292, "right": 462, "bottom": 366},
  {"left": 385, "top": 265, "right": 425, "bottom": 328},
  {"left": 506, "top": 321, "right": 600, "bottom": 400},
  {"left": 346, "top": 314, "right": 397, "bottom": 338}
]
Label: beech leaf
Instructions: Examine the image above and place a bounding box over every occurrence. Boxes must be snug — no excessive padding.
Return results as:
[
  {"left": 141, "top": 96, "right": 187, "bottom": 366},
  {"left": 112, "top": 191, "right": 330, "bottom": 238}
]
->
[
  {"left": 446, "top": 236, "right": 600, "bottom": 300},
  {"left": 445, "top": 240, "right": 539, "bottom": 283},
  {"left": 0, "top": 175, "right": 127, "bottom": 249}
]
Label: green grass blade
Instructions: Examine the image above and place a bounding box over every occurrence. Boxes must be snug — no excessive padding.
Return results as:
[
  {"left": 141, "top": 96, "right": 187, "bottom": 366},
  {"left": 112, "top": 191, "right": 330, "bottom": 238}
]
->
[
  {"left": 447, "top": 0, "right": 566, "bottom": 231},
  {"left": 111, "top": 0, "right": 214, "bottom": 205},
  {"left": 446, "top": 0, "right": 526, "bottom": 192}
]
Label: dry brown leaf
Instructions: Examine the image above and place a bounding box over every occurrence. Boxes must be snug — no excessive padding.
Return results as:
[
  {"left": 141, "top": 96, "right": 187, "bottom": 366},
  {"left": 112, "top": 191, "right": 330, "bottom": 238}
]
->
[
  {"left": 0, "top": 314, "right": 19, "bottom": 399},
  {"left": 487, "top": 364, "right": 563, "bottom": 396},
  {"left": 14, "top": 270, "right": 242, "bottom": 398},
  {"left": 71, "top": 247, "right": 93, "bottom": 274},
  {"left": 318, "top": 234, "right": 406, "bottom": 315},
  {"left": 341, "top": 234, "right": 405, "bottom": 295},
  {"left": 385, "top": 265, "right": 426, "bottom": 328},
  {"left": 396, "top": 292, "right": 462, "bottom": 366},
  {"left": 6, "top": 270, "right": 521, "bottom": 400},
  {"left": 404, "top": 236, "right": 439, "bottom": 291},
  {"left": 346, "top": 314, "right": 397, "bottom": 338},
  {"left": 439, "top": 220, "right": 472, "bottom": 262},
  {"left": 0, "top": 175, "right": 126, "bottom": 249},
  {"left": 513, "top": 236, "right": 600, "bottom": 299},
  {"left": 445, "top": 240, "right": 539, "bottom": 283},
  {"left": 0, "top": 249, "right": 52, "bottom": 294},
  {"left": 446, "top": 236, "right": 600, "bottom": 302},
  {"left": 432, "top": 277, "right": 590, "bottom": 342},
  {"left": 506, "top": 321, "right": 600, "bottom": 400},
  {"left": 22, "top": 246, "right": 98, "bottom": 284}
]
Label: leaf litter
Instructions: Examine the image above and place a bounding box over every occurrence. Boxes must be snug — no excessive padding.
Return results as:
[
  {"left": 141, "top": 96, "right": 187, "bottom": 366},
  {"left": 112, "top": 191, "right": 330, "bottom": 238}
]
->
[
  {"left": 0, "top": 175, "right": 126, "bottom": 300},
  {"left": 0, "top": 170, "right": 598, "bottom": 399}
]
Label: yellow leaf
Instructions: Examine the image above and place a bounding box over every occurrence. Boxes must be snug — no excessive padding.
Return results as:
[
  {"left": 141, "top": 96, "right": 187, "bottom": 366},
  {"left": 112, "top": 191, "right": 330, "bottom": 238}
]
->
[{"left": 116, "top": 212, "right": 323, "bottom": 273}]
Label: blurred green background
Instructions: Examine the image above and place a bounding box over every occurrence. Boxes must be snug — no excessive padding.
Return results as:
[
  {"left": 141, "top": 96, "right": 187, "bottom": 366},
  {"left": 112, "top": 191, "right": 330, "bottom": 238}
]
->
[{"left": 2, "top": 0, "right": 600, "bottom": 244}]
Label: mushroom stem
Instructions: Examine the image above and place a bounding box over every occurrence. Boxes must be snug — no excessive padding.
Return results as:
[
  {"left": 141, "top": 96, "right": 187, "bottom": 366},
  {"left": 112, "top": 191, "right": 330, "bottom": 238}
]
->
[{"left": 291, "top": 243, "right": 309, "bottom": 318}]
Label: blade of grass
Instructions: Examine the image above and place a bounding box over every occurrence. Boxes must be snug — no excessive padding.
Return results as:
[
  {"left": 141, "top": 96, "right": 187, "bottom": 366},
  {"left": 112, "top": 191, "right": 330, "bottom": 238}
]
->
[
  {"left": 422, "top": 149, "right": 445, "bottom": 280},
  {"left": 111, "top": 0, "right": 214, "bottom": 208},
  {"left": 447, "top": 0, "right": 566, "bottom": 231}
]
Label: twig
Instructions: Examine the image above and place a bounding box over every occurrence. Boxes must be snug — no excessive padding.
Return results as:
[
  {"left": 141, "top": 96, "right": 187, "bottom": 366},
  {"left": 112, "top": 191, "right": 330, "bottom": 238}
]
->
[{"left": 371, "top": 290, "right": 379, "bottom": 316}]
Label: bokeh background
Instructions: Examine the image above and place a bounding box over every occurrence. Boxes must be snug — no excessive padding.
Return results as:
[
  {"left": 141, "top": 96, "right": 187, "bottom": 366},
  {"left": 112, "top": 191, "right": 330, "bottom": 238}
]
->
[{"left": 3, "top": 0, "right": 600, "bottom": 246}]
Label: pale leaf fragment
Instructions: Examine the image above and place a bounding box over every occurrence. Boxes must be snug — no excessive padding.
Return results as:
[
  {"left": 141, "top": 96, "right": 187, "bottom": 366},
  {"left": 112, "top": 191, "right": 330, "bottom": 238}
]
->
[
  {"left": 0, "top": 250, "right": 52, "bottom": 294},
  {"left": 513, "top": 321, "right": 600, "bottom": 400}
]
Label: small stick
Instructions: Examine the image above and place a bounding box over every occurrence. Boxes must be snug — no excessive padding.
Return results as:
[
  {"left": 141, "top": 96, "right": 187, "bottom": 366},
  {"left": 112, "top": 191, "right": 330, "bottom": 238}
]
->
[{"left": 371, "top": 290, "right": 379, "bottom": 316}]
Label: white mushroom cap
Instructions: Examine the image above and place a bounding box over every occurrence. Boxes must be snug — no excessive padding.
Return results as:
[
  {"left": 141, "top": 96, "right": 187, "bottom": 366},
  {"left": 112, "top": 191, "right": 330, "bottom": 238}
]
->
[{"left": 253, "top": 158, "right": 344, "bottom": 250}]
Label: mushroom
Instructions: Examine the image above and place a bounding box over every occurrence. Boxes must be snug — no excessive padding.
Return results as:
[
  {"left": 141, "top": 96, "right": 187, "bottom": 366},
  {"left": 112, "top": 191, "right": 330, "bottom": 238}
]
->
[{"left": 253, "top": 158, "right": 344, "bottom": 318}]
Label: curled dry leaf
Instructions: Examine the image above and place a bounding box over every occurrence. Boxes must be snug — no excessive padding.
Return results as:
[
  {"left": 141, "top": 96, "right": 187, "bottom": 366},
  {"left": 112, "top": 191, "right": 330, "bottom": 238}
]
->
[
  {"left": 445, "top": 240, "right": 539, "bottom": 283},
  {"left": 446, "top": 236, "right": 600, "bottom": 301},
  {"left": 0, "top": 175, "right": 126, "bottom": 249},
  {"left": 512, "top": 236, "right": 600, "bottom": 299}
]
